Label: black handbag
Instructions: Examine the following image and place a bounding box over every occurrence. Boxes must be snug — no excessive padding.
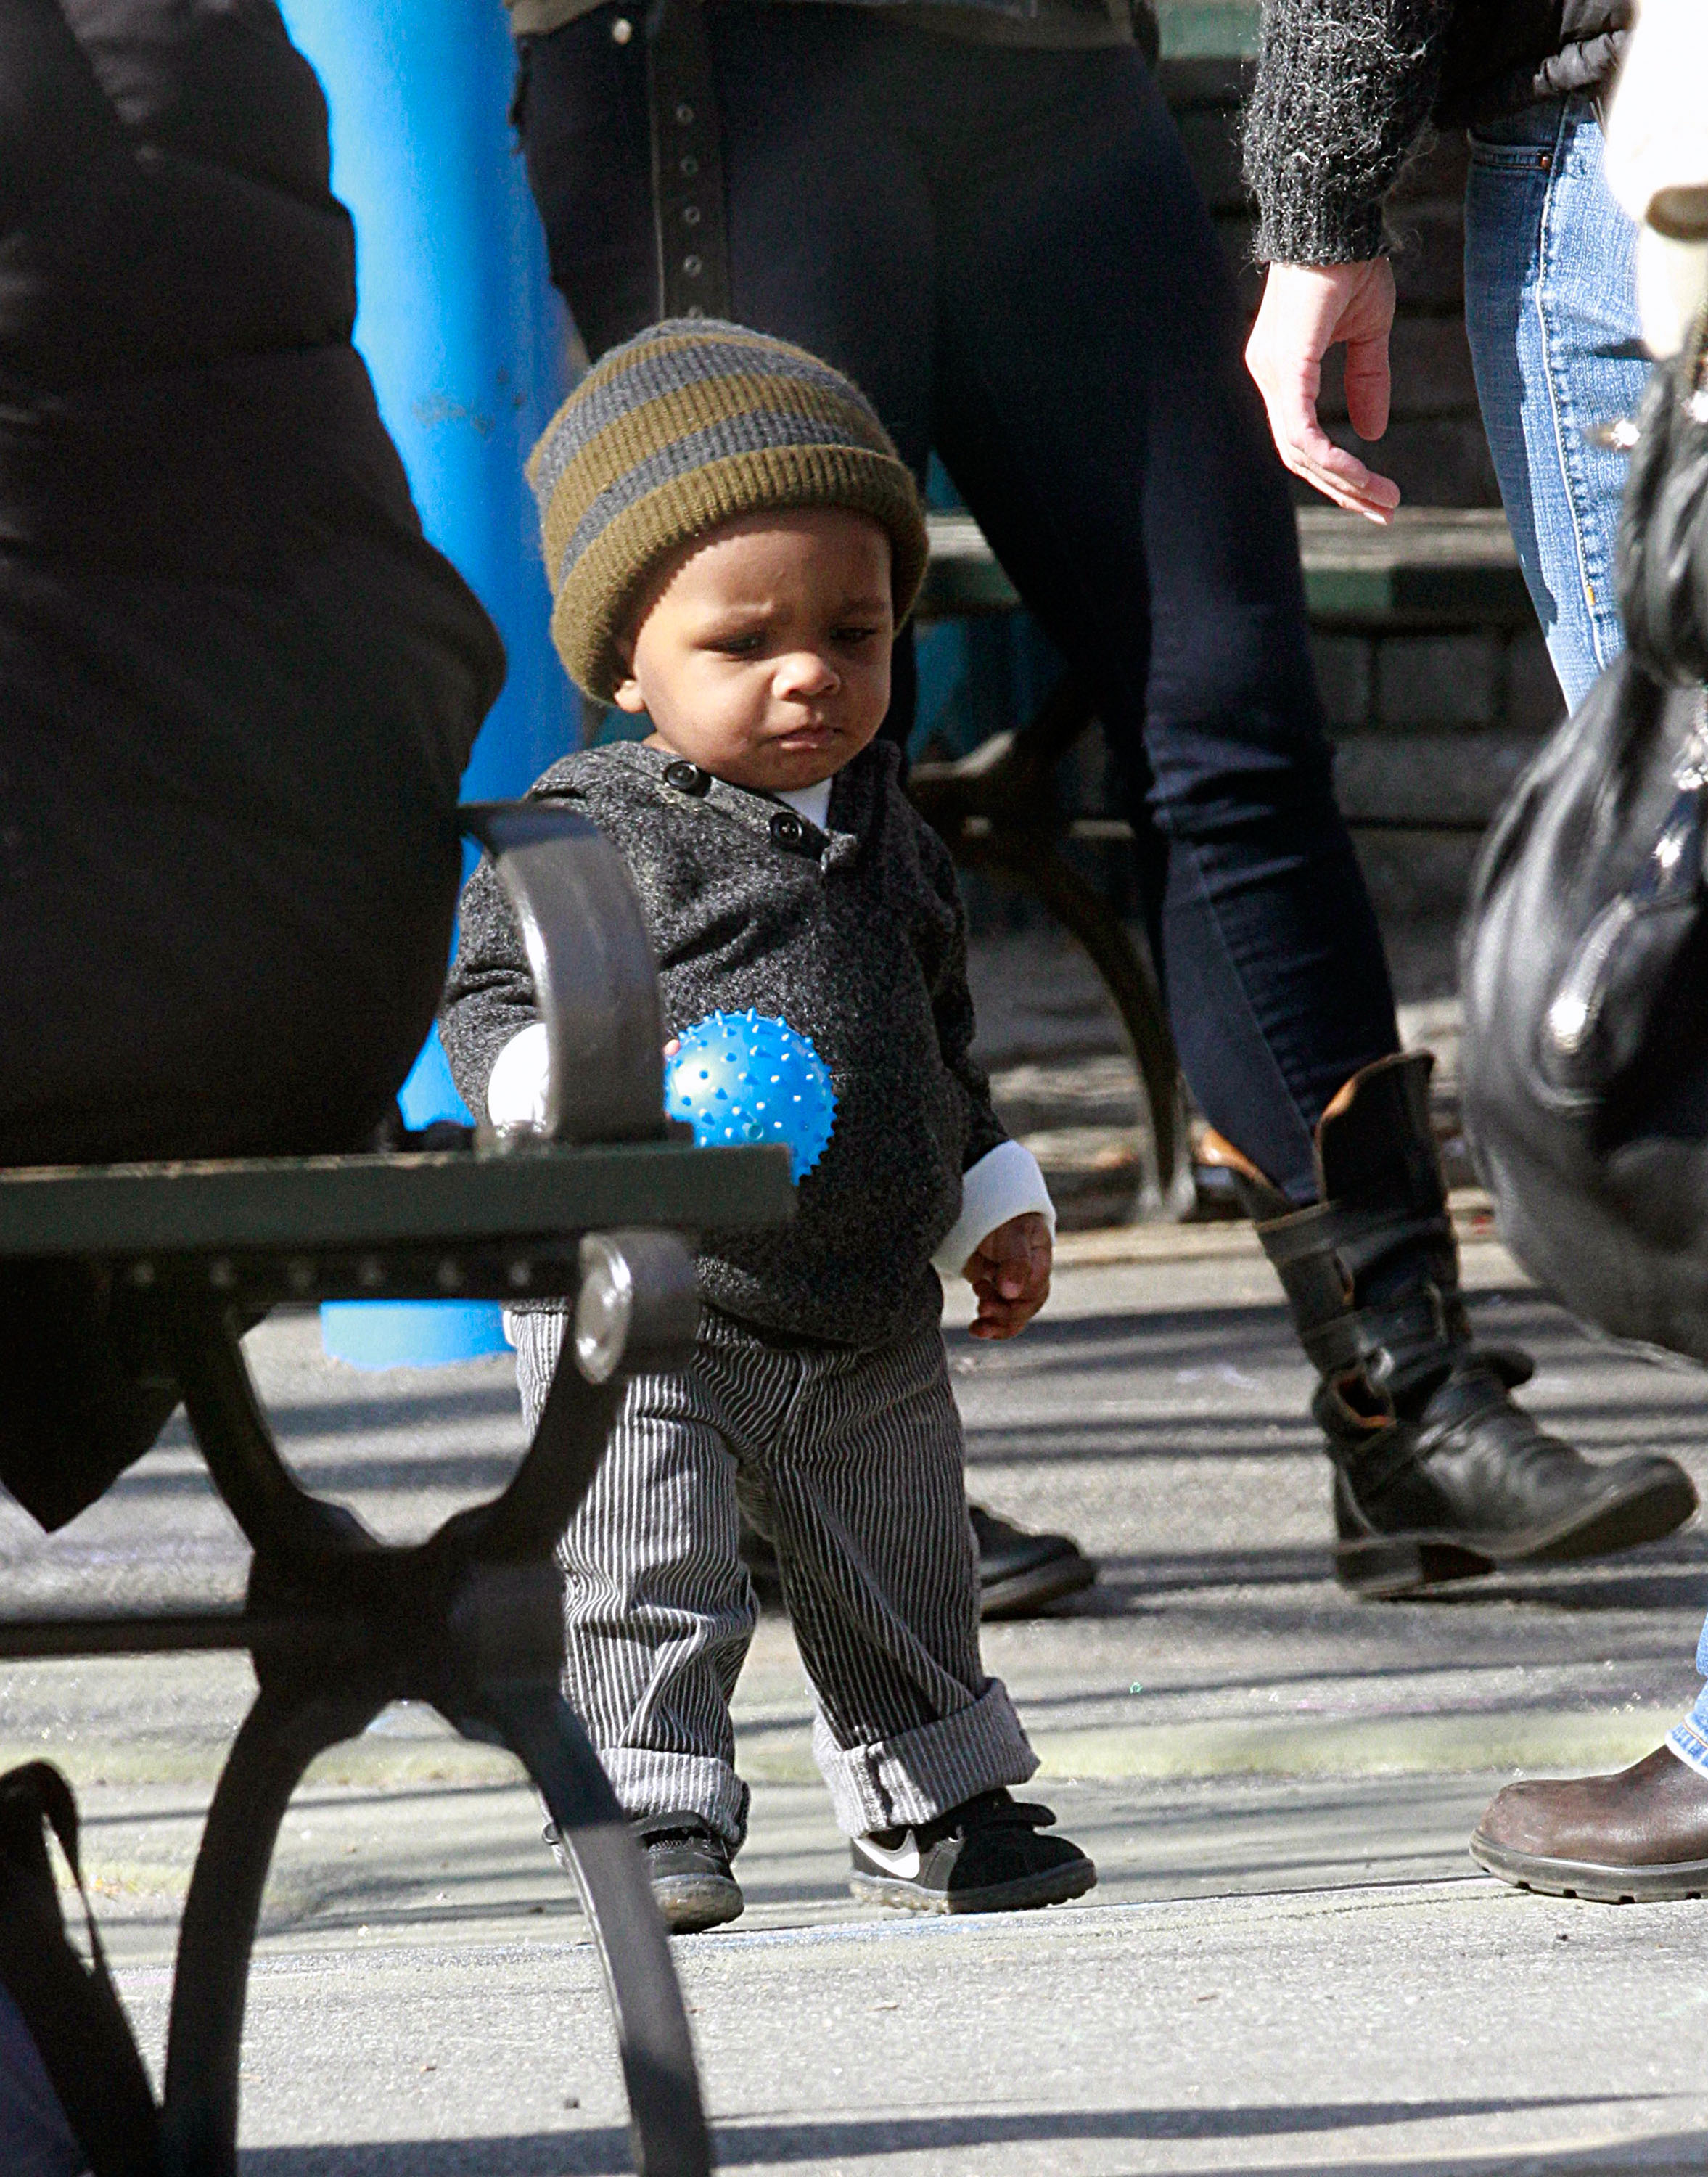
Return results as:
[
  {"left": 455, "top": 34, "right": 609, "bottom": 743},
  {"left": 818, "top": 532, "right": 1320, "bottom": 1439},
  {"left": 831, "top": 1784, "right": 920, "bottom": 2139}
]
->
[
  {"left": 0, "top": 1763, "right": 163, "bottom": 2176},
  {"left": 1461, "top": 300, "right": 1708, "bottom": 1362}
]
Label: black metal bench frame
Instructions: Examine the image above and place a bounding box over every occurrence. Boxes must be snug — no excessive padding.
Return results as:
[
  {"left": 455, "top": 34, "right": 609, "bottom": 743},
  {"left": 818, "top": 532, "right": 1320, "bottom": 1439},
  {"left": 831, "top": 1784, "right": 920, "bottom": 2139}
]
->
[
  {"left": 906, "top": 505, "right": 1537, "bottom": 1212},
  {"left": 0, "top": 806, "right": 797, "bottom": 2177}
]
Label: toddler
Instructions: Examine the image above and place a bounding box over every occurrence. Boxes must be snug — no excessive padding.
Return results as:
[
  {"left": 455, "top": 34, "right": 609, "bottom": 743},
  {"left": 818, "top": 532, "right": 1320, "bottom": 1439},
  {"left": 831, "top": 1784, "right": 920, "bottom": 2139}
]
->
[{"left": 443, "top": 320, "right": 1094, "bottom": 1929}]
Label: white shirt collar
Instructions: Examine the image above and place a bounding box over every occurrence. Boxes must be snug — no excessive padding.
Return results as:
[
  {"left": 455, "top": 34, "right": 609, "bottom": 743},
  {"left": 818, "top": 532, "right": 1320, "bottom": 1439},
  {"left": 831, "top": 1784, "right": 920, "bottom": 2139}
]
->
[{"left": 773, "top": 777, "right": 834, "bottom": 830}]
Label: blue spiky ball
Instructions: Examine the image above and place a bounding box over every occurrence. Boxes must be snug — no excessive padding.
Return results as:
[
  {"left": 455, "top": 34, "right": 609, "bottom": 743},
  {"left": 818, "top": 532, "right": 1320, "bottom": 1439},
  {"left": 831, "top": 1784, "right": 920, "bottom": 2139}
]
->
[{"left": 665, "top": 1011, "right": 836, "bottom": 1182}]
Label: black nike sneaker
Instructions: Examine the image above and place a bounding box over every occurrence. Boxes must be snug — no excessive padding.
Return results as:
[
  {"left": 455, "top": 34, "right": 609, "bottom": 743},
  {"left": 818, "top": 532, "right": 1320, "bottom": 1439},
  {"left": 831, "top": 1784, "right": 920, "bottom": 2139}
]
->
[
  {"left": 849, "top": 1788, "right": 1096, "bottom": 1914},
  {"left": 546, "top": 1809, "right": 743, "bottom": 1933}
]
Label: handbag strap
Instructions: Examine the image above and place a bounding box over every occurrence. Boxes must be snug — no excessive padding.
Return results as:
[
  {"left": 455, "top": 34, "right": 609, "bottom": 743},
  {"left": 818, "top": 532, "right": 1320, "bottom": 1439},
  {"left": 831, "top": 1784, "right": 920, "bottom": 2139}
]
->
[
  {"left": 1683, "top": 284, "right": 1708, "bottom": 411},
  {"left": 645, "top": 0, "right": 733, "bottom": 320},
  {"left": 0, "top": 1762, "right": 163, "bottom": 2177}
]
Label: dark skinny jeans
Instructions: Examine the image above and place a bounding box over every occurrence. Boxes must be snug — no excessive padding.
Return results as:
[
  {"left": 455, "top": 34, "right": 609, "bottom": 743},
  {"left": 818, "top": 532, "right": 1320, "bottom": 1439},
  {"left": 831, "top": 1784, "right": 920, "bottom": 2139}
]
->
[{"left": 514, "top": 2, "right": 1400, "bottom": 1200}]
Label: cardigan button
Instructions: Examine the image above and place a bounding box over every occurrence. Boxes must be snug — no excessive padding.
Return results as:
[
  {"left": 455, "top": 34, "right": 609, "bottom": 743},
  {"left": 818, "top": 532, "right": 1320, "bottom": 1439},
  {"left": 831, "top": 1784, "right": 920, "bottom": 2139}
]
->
[
  {"left": 663, "top": 760, "right": 710, "bottom": 796},
  {"left": 769, "top": 809, "right": 805, "bottom": 849}
]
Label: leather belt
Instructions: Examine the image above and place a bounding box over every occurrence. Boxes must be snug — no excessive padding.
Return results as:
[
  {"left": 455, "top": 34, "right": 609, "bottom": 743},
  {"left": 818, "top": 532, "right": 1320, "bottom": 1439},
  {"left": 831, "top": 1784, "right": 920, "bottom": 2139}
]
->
[{"left": 645, "top": 0, "right": 733, "bottom": 320}]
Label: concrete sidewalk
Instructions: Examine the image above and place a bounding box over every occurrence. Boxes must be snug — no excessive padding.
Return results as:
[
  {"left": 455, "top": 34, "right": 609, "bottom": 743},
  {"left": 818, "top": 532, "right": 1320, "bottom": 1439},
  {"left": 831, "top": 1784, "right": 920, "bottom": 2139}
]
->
[{"left": 4, "top": 1236, "right": 1708, "bottom": 2172}]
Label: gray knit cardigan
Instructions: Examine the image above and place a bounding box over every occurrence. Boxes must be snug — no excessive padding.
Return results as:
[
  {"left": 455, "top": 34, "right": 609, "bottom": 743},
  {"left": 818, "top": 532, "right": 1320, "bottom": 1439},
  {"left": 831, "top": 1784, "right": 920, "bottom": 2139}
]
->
[
  {"left": 441, "top": 737, "right": 1008, "bottom": 1350},
  {"left": 1244, "top": 0, "right": 1631, "bottom": 264}
]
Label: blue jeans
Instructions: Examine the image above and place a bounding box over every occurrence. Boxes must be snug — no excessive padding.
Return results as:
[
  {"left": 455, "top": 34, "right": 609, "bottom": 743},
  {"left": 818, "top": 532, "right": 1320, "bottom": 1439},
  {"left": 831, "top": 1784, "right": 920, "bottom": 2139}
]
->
[
  {"left": 1464, "top": 94, "right": 1649, "bottom": 711},
  {"left": 1465, "top": 102, "right": 1708, "bottom": 1773},
  {"left": 1669, "top": 1623, "right": 1708, "bottom": 1779}
]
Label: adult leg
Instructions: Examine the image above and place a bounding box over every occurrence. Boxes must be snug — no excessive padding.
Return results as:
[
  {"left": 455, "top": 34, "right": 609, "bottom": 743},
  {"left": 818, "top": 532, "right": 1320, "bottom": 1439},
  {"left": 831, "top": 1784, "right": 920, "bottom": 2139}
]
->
[
  {"left": 0, "top": 1992, "right": 80, "bottom": 2177},
  {"left": 517, "top": 4, "right": 937, "bottom": 454},
  {"left": 1456, "top": 106, "right": 1708, "bottom": 1879},
  {"left": 512, "top": 1, "right": 924, "bottom": 745},
  {"left": 916, "top": 38, "right": 1396, "bottom": 1202},
  {"left": 911, "top": 37, "right": 1693, "bottom": 1591},
  {"left": 512, "top": 4, "right": 1093, "bottom": 1612},
  {"left": 1466, "top": 94, "right": 1649, "bottom": 710}
]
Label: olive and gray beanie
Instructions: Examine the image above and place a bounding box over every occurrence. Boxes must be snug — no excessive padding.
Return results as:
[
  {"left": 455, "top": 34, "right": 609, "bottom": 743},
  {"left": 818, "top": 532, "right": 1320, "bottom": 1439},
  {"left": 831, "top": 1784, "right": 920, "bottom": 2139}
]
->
[{"left": 527, "top": 319, "right": 929, "bottom": 702}]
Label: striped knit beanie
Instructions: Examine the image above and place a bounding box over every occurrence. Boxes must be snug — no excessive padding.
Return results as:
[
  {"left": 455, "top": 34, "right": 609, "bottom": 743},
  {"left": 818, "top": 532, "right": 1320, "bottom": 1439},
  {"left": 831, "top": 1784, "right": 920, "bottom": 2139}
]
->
[{"left": 527, "top": 319, "right": 929, "bottom": 702}]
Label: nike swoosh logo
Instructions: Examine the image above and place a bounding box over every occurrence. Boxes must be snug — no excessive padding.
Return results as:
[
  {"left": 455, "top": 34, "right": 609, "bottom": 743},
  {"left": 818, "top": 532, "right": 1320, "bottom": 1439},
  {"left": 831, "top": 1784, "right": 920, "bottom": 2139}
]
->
[{"left": 858, "top": 1834, "right": 921, "bottom": 1879}]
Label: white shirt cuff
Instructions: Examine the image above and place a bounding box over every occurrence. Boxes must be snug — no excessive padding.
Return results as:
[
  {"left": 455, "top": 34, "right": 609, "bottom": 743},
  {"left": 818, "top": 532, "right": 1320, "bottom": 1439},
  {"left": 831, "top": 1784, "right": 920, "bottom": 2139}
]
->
[
  {"left": 932, "top": 1140, "right": 1056, "bottom": 1276},
  {"left": 486, "top": 1021, "right": 550, "bottom": 1129}
]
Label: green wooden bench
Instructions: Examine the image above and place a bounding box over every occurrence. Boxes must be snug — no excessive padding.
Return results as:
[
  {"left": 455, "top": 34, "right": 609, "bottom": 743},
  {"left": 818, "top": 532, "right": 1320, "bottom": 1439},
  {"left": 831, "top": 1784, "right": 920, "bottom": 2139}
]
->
[
  {"left": 908, "top": 507, "right": 1531, "bottom": 1207},
  {"left": 0, "top": 807, "right": 796, "bottom": 2177},
  {"left": 916, "top": 506, "right": 1532, "bottom": 629}
]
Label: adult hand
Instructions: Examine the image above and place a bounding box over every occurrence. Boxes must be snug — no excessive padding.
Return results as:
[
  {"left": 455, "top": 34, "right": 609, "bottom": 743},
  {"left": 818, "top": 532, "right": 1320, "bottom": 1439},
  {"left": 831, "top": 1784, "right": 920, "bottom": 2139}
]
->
[
  {"left": 964, "top": 1211, "right": 1052, "bottom": 1340},
  {"left": 1245, "top": 260, "right": 1402, "bottom": 523}
]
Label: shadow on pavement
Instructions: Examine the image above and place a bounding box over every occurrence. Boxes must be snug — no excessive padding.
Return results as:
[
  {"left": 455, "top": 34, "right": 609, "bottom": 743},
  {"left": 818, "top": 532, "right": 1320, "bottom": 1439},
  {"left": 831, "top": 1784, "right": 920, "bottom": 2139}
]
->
[{"left": 242, "top": 2096, "right": 1665, "bottom": 2175}]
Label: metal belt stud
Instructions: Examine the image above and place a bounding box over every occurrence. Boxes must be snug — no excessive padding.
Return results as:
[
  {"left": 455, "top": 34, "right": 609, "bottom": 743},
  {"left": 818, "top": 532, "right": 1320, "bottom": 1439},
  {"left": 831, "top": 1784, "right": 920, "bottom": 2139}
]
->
[{"left": 646, "top": 0, "right": 732, "bottom": 319}]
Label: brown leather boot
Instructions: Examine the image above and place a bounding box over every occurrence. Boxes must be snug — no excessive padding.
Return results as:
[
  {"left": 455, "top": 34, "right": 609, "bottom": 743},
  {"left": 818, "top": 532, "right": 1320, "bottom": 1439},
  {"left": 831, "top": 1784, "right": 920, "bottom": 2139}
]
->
[{"left": 1470, "top": 1745, "right": 1708, "bottom": 1901}]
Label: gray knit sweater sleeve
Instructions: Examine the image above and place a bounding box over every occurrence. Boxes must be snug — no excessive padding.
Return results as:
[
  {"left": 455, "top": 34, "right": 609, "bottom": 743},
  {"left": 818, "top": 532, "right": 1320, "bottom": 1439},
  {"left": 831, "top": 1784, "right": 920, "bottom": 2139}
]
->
[{"left": 1243, "top": 0, "right": 1455, "bottom": 263}]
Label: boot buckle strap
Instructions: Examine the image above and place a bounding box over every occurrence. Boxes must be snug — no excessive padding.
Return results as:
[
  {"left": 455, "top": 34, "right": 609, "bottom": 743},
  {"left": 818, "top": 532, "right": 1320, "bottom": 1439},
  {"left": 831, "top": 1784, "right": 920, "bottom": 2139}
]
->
[
  {"left": 1321, "top": 1412, "right": 1419, "bottom": 1499},
  {"left": 1259, "top": 1202, "right": 1452, "bottom": 1282},
  {"left": 1300, "top": 1285, "right": 1453, "bottom": 1397},
  {"left": 1319, "top": 1208, "right": 1456, "bottom": 1289}
]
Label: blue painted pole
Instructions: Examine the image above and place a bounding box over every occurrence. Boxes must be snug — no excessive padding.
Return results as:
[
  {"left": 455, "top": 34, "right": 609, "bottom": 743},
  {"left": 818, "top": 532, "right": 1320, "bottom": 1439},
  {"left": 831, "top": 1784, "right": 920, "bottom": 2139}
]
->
[{"left": 278, "top": 0, "right": 577, "bottom": 1366}]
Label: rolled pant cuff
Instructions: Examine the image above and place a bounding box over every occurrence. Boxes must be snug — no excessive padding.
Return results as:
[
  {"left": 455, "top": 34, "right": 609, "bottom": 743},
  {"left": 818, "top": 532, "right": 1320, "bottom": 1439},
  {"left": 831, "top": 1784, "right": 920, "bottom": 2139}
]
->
[
  {"left": 597, "top": 1747, "right": 752, "bottom": 1853},
  {"left": 1666, "top": 1716, "right": 1708, "bottom": 1781},
  {"left": 813, "top": 1677, "right": 1038, "bottom": 1838}
]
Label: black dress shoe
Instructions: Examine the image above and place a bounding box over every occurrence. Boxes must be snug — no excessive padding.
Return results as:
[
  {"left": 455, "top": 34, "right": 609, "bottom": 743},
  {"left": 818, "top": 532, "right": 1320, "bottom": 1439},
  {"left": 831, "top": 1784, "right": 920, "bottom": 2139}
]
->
[
  {"left": 738, "top": 1516, "right": 784, "bottom": 1609},
  {"left": 1225, "top": 1054, "right": 1698, "bottom": 1598},
  {"left": 739, "top": 1506, "right": 1097, "bottom": 1620},
  {"left": 1471, "top": 1745, "right": 1708, "bottom": 1902},
  {"left": 969, "top": 1504, "right": 1097, "bottom": 1618}
]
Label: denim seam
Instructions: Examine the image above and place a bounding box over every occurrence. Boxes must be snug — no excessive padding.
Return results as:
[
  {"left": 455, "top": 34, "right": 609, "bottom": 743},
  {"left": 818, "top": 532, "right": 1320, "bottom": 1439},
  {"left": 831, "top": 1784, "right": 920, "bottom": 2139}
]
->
[
  {"left": 1468, "top": 145, "right": 1552, "bottom": 173},
  {"left": 1165, "top": 829, "right": 1325, "bottom": 1186},
  {"left": 1532, "top": 102, "right": 1618, "bottom": 677},
  {"left": 1667, "top": 1717, "right": 1708, "bottom": 1782}
]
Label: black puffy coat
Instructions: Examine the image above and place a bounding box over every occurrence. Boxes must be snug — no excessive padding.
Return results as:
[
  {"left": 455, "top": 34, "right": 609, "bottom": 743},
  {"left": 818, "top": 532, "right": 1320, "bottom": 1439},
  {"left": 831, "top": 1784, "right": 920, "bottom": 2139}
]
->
[
  {"left": 0, "top": 1, "right": 506, "bottom": 1528},
  {"left": 0, "top": 0, "right": 505, "bottom": 1168},
  {"left": 1439, "top": 0, "right": 1630, "bottom": 127}
]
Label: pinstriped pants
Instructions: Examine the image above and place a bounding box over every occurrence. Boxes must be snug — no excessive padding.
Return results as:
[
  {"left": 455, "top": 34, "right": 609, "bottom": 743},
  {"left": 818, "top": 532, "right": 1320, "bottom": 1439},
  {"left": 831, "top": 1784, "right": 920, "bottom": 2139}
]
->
[{"left": 515, "top": 1308, "right": 1037, "bottom": 1848}]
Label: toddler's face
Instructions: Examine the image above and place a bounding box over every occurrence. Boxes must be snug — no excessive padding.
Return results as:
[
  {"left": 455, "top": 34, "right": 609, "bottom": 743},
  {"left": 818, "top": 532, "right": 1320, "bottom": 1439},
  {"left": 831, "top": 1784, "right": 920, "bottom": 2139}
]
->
[{"left": 611, "top": 507, "right": 894, "bottom": 792}]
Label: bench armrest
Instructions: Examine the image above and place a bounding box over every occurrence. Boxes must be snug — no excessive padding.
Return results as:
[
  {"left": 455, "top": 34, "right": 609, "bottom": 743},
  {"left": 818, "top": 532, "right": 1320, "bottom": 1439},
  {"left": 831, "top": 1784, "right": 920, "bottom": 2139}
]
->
[{"left": 459, "top": 803, "right": 666, "bottom": 1145}]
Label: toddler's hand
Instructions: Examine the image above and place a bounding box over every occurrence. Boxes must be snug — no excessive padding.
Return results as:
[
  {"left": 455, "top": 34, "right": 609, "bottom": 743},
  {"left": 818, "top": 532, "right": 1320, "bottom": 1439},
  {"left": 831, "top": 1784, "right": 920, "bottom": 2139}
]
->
[{"left": 964, "top": 1212, "right": 1051, "bottom": 1340}]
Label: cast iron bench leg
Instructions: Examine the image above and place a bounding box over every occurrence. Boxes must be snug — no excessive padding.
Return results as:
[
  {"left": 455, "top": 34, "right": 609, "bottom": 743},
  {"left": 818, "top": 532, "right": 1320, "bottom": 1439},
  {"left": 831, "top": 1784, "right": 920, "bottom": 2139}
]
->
[
  {"left": 961, "top": 829, "right": 1184, "bottom": 1206},
  {"left": 908, "top": 671, "right": 1188, "bottom": 1208},
  {"left": 157, "top": 1673, "right": 711, "bottom": 2177},
  {"left": 149, "top": 1298, "right": 713, "bottom": 2177},
  {"left": 461, "top": 1681, "right": 712, "bottom": 2177},
  {"left": 161, "top": 1681, "right": 385, "bottom": 2177}
]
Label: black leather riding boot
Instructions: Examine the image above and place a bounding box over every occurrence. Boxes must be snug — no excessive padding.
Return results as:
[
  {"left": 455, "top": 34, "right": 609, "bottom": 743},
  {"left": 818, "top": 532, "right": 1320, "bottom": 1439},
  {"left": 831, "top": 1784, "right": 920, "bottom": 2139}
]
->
[{"left": 1217, "top": 1054, "right": 1698, "bottom": 1598}]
